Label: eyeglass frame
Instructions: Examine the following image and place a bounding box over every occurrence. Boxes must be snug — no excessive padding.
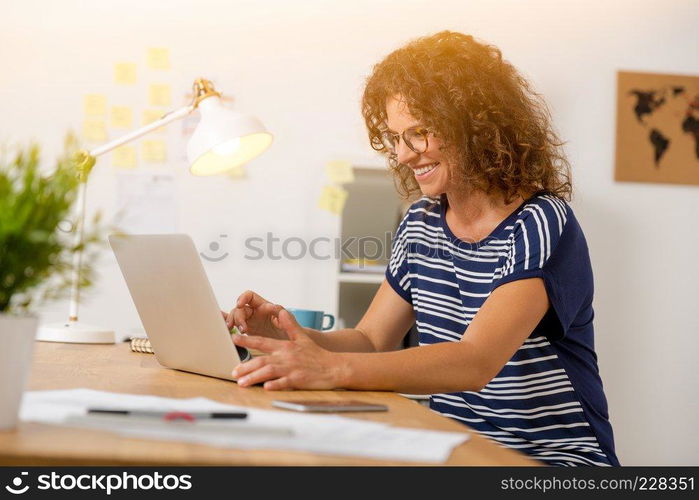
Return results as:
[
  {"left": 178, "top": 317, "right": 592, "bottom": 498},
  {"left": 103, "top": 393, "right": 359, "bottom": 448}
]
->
[{"left": 380, "top": 126, "right": 432, "bottom": 156}]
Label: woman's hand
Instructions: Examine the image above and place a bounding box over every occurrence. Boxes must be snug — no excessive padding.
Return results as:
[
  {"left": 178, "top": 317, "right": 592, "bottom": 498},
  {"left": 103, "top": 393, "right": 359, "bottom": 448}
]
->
[
  {"left": 222, "top": 290, "right": 287, "bottom": 340},
  {"left": 231, "top": 309, "right": 349, "bottom": 390}
]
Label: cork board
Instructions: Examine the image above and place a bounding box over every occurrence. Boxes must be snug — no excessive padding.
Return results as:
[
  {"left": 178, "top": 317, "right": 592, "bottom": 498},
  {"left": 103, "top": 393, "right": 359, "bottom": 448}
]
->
[{"left": 615, "top": 70, "right": 699, "bottom": 185}]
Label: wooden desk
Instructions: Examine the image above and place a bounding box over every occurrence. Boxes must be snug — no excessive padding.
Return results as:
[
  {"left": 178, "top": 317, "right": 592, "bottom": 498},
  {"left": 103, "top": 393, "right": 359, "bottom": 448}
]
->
[{"left": 0, "top": 342, "right": 536, "bottom": 466}]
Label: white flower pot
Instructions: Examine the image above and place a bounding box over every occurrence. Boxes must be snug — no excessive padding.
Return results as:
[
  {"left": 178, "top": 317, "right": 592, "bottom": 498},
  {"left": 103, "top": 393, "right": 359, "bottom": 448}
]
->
[{"left": 0, "top": 315, "right": 38, "bottom": 430}]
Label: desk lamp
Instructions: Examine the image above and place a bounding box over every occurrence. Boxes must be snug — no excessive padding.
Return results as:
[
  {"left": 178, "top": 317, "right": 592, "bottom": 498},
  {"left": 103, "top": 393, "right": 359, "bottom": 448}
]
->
[{"left": 36, "top": 78, "right": 273, "bottom": 344}]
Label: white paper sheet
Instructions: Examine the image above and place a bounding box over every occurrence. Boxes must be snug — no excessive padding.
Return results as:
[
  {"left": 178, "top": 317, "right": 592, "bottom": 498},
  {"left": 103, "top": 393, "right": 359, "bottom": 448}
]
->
[{"left": 20, "top": 389, "right": 469, "bottom": 463}]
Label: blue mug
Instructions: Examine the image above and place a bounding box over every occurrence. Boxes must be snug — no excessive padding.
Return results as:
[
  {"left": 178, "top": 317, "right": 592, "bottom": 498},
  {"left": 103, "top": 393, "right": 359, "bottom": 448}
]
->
[{"left": 287, "top": 308, "right": 335, "bottom": 331}]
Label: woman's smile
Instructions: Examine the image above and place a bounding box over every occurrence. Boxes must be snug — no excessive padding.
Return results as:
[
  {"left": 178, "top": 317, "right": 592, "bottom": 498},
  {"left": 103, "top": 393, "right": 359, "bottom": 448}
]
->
[{"left": 413, "top": 162, "right": 440, "bottom": 179}]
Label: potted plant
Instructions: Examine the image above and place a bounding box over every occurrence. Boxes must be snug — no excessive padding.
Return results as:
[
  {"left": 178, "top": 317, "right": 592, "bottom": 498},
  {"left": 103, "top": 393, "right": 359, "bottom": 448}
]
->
[{"left": 0, "top": 137, "right": 101, "bottom": 429}]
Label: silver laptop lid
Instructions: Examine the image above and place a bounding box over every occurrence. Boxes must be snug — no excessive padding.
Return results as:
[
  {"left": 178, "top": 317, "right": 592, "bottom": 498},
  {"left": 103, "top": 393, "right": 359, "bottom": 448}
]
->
[{"left": 109, "top": 233, "right": 241, "bottom": 381}]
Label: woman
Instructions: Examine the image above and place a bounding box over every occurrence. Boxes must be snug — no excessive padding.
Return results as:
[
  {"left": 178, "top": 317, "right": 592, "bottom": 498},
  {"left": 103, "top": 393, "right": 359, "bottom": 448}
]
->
[{"left": 226, "top": 31, "right": 619, "bottom": 466}]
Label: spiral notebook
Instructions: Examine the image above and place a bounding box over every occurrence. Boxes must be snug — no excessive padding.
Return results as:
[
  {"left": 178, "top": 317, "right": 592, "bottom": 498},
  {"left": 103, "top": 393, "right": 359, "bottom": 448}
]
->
[
  {"left": 129, "top": 333, "right": 257, "bottom": 359},
  {"left": 129, "top": 325, "right": 242, "bottom": 355},
  {"left": 129, "top": 336, "right": 154, "bottom": 354}
]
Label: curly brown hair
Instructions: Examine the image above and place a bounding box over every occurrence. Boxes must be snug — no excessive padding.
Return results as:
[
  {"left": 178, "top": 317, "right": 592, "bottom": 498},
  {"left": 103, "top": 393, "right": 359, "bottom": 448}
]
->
[{"left": 361, "top": 31, "right": 572, "bottom": 203}]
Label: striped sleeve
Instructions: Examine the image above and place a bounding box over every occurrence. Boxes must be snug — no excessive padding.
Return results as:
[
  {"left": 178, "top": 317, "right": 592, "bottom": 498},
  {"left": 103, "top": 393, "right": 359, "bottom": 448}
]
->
[
  {"left": 494, "top": 195, "right": 569, "bottom": 288},
  {"left": 385, "top": 209, "right": 413, "bottom": 303},
  {"left": 494, "top": 195, "right": 597, "bottom": 340}
]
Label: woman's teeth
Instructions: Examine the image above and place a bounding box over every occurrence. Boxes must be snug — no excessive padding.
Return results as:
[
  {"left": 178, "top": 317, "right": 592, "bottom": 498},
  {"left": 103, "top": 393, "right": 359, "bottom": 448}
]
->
[{"left": 414, "top": 163, "right": 439, "bottom": 176}]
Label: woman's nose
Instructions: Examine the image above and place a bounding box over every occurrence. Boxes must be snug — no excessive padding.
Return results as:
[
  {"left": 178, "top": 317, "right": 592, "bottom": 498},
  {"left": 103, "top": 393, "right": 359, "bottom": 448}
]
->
[{"left": 395, "top": 138, "right": 418, "bottom": 165}]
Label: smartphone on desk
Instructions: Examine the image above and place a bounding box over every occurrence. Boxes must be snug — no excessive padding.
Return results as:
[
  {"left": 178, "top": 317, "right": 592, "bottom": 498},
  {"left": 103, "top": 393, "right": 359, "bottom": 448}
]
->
[{"left": 271, "top": 400, "right": 388, "bottom": 413}]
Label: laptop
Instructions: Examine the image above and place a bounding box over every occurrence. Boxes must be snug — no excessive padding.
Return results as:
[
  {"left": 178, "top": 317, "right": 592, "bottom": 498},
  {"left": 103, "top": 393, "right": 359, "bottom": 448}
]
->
[{"left": 109, "top": 234, "right": 250, "bottom": 381}]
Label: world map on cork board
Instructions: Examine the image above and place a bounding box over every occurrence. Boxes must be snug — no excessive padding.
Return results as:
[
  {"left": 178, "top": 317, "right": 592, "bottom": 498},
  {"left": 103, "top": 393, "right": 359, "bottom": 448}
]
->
[{"left": 615, "top": 70, "right": 699, "bottom": 186}]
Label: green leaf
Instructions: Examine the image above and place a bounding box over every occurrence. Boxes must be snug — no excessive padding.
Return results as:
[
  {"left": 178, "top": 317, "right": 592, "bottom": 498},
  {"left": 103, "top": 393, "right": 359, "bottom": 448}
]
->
[{"left": 0, "top": 136, "right": 107, "bottom": 313}]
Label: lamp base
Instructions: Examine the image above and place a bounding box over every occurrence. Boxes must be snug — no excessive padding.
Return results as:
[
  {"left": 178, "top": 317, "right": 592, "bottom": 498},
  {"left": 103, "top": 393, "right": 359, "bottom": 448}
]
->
[{"left": 36, "top": 321, "right": 116, "bottom": 344}]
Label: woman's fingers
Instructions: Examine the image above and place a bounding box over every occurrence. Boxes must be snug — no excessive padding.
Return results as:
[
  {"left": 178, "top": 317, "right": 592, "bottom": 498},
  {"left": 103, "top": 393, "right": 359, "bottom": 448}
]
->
[
  {"left": 232, "top": 291, "right": 275, "bottom": 332},
  {"left": 271, "top": 315, "right": 281, "bottom": 329},
  {"left": 237, "top": 364, "right": 279, "bottom": 388},
  {"left": 232, "top": 333, "right": 284, "bottom": 353},
  {"left": 228, "top": 305, "right": 252, "bottom": 330},
  {"left": 235, "top": 290, "right": 255, "bottom": 308},
  {"left": 259, "top": 302, "right": 283, "bottom": 315},
  {"left": 232, "top": 356, "right": 267, "bottom": 380},
  {"left": 226, "top": 309, "right": 235, "bottom": 328},
  {"left": 227, "top": 301, "right": 283, "bottom": 334},
  {"left": 263, "top": 377, "right": 292, "bottom": 391},
  {"left": 236, "top": 290, "right": 269, "bottom": 309},
  {"left": 278, "top": 309, "right": 306, "bottom": 340}
]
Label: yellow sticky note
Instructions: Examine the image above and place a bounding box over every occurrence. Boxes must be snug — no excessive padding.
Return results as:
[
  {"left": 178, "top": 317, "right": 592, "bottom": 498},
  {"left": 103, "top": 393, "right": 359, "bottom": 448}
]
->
[
  {"left": 143, "top": 109, "right": 166, "bottom": 133},
  {"left": 326, "top": 160, "right": 355, "bottom": 184},
  {"left": 111, "top": 106, "right": 133, "bottom": 129},
  {"left": 82, "top": 119, "right": 107, "bottom": 143},
  {"left": 149, "top": 84, "right": 171, "bottom": 107},
  {"left": 147, "top": 48, "right": 170, "bottom": 70},
  {"left": 84, "top": 94, "right": 107, "bottom": 116},
  {"left": 318, "top": 185, "right": 349, "bottom": 215},
  {"left": 143, "top": 109, "right": 163, "bottom": 125},
  {"left": 114, "top": 62, "right": 137, "bottom": 84},
  {"left": 112, "top": 146, "right": 136, "bottom": 169},
  {"left": 142, "top": 140, "right": 167, "bottom": 163}
]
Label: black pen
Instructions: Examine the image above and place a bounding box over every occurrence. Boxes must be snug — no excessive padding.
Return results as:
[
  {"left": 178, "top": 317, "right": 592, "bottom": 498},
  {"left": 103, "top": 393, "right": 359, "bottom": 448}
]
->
[{"left": 87, "top": 408, "right": 247, "bottom": 420}]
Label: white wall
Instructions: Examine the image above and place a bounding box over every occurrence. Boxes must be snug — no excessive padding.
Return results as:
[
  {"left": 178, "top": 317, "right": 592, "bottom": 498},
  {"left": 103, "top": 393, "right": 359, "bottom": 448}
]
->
[{"left": 2, "top": 0, "right": 697, "bottom": 465}]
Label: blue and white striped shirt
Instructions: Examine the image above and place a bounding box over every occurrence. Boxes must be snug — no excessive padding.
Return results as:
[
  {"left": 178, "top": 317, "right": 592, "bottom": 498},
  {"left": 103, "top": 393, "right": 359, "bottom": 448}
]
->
[{"left": 386, "top": 193, "right": 619, "bottom": 466}]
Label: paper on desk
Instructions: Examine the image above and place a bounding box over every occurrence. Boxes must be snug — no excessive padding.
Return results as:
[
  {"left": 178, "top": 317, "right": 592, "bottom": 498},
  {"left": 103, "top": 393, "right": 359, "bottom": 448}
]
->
[{"left": 20, "top": 389, "right": 468, "bottom": 464}]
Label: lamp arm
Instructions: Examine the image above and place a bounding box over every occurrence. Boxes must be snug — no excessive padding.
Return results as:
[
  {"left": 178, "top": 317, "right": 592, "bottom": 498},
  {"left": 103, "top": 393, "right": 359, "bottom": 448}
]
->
[
  {"left": 90, "top": 104, "right": 194, "bottom": 158},
  {"left": 87, "top": 74, "right": 221, "bottom": 158},
  {"left": 67, "top": 103, "right": 194, "bottom": 323}
]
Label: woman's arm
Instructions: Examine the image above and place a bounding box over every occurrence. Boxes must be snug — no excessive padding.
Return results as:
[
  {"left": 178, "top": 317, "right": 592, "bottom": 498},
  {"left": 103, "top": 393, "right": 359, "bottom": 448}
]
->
[
  {"left": 232, "top": 277, "right": 549, "bottom": 393},
  {"left": 337, "top": 278, "right": 550, "bottom": 393}
]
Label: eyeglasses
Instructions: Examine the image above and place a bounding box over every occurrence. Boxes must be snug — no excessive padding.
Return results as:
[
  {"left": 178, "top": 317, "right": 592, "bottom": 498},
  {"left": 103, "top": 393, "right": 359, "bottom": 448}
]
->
[{"left": 380, "top": 126, "right": 431, "bottom": 155}]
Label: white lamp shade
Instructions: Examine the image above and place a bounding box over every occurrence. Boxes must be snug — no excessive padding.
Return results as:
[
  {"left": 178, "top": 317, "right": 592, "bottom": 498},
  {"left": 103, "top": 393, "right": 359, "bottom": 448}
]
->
[{"left": 186, "top": 97, "right": 273, "bottom": 176}]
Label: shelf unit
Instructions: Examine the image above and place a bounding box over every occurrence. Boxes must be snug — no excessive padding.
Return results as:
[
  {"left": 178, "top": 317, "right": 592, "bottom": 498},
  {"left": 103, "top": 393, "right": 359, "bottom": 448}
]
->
[
  {"left": 335, "top": 166, "right": 418, "bottom": 348},
  {"left": 338, "top": 272, "right": 384, "bottom": 284}
]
